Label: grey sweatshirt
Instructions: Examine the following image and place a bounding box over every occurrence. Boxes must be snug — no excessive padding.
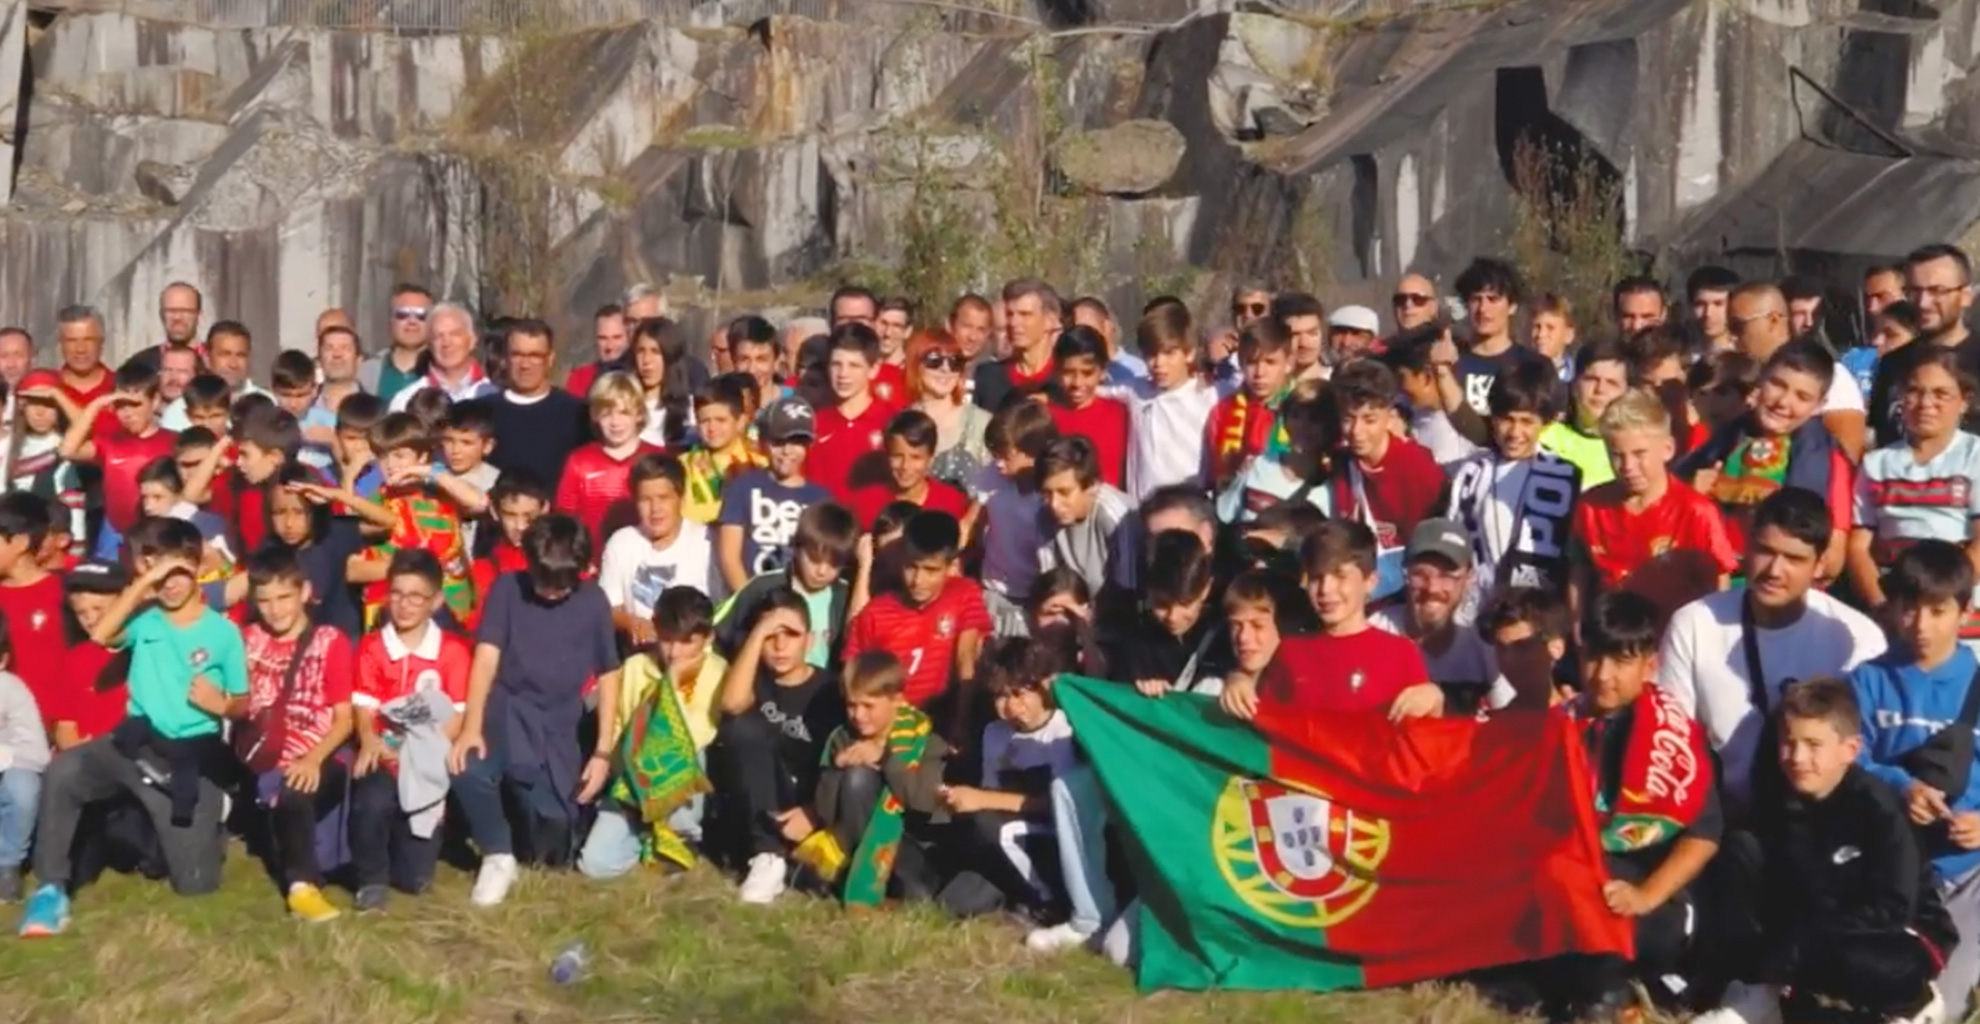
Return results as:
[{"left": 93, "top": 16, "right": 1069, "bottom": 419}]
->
[{"left": 0, "top": 672, "right": 50, "bottom": 774}]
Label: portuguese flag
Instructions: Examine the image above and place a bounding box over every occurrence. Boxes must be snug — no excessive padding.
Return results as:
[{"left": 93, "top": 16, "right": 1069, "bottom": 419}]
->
[{"left": 1055, "top": 675, "right": 1632, "bottom": 992}]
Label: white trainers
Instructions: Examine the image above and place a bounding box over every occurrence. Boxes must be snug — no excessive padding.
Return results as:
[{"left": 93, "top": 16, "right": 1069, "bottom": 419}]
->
[
  {"left": 1024, "top": 922, "right": 1094, "bottom": 953},
  {"left": 738, "top": 853, "right": 788, "bottom": 904},
  {"left": 470, "top": 853, "right": 519, "bottom": 907},
  {"left": 1899, "top": 982, "right": 1945, "bottom": 1024},
  {"left": 1692, "top": 981, "right": 1783, "bottom": 1024}
]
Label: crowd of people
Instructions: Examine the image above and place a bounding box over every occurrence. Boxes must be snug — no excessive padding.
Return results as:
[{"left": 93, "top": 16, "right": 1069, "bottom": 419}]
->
[{"left": 0, "top": 252, "right": 1974, "bottom": 1022}]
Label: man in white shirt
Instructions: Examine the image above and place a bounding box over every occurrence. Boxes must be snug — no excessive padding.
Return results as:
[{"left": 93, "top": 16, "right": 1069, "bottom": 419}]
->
[
  {"left": 389, "top": 303, "right": 498, "bottom": 411},
  {"left": 1728, "top": 282, "right": 1866, "bottom": 460},
  {"left": 1656, "top": 488, "right": 1885, "bottom": 813}
]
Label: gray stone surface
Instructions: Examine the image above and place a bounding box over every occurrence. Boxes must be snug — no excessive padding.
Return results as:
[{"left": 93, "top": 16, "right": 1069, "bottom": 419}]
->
[
  {"left": 6, "top": 0, "right": 1980, "bottom": 363},
  {"left": 1052, "top": 119, "right": 1188, "bottom": 195}
]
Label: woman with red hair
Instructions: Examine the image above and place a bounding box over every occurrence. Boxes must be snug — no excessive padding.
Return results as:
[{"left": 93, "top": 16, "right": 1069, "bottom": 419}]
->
[{"left": 906, "top": 329, "right": 989, "bottom": 487}]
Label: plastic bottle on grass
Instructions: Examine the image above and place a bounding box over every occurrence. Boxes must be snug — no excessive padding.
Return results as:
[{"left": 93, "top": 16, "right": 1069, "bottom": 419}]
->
[{"left": 550, "top": 941, "right": 588, "bottom": 985}]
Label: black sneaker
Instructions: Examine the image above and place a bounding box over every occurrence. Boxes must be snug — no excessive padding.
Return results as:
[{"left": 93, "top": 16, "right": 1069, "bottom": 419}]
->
[
  {"left": 354, "top": 884, "right": 389, "bottom": 914},
  {"left": 0, "top": 867, "right": 23, "bottom": 903}
]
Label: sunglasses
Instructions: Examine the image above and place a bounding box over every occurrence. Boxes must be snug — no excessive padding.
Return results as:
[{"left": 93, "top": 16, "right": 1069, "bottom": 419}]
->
[
  {"left": 920, "top": 352, "right": 966, "bottom": 371},
  {"left": 393, "top": 307, "right": 430, "bottom": 322},
  {"left": 1234, "top": 302, "right": 1269, "bottom": 317},
  {"left": 1392, "top": 293, "right": 1435, "bottom": 307}
]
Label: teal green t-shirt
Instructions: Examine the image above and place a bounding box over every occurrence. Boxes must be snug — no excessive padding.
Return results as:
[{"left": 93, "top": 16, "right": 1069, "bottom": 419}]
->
[
  {"left": 125, "top": 606, "right": 249, "bottom": 739},
  {"left": 799, "top": 583, "right": 833, "bottom": 669}
]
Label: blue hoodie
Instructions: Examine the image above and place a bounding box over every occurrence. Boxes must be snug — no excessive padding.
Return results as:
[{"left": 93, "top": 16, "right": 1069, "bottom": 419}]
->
[{"left": 1850, "top": 645, "right": 1980, "bottom": 881}]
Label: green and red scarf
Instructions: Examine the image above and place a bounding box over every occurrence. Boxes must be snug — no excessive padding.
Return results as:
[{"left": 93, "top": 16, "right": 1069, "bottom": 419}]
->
[
  {"left": 824, "top": 704, "right": 933, "bottom": 907},
  {"left": 607, "top": 676, "right": 710, "bottom": 870}
]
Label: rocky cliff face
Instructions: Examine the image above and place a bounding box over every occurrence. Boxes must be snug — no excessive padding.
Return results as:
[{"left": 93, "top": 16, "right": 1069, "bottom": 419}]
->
[{"left": 2, "top": 0, "right": 1978, "bottom": 366}]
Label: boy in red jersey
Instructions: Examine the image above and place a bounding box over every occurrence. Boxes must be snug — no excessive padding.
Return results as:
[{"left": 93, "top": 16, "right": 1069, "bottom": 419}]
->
[
  {"left": 349, "top": 550, "right": 472, "bottom": 912},
  {"left": 1047, "top": 326, "right": 1129, "bottom": 488},
  {"left": 40, "top": 362, "right": 176, "bottom": 558},
  {"left": 846, "top": 410, "right": 971, "bottom": 529},
  {"left": 1569, "top": 388, "right": 1738, "bottom": 624},
  {"left": 1203, "top": 318, "right": 1295, "bottom": 490},
  {"left": 49, "top": 563, "right": 133, "bottom": 751},
  {"left": 1222, "top": 520, "right": 1443, "bottom": 720},
  {"left": 807, "top": 323, "right": 897, "bottom": 503},
  {"left": 468, "top": 472, "right": 549, "bottom": 632},
  {"left": 841, "top": 510, "right": 989, "bottom": 743},
  {"left": 0, "top": 494, "right": 68, "bottom": 733},
  {"left": 556, "top": 371, "right": 658, "bottom": 555},
  {"left": 1329, "top": 361, "right": 1449, "bottom": 574}
]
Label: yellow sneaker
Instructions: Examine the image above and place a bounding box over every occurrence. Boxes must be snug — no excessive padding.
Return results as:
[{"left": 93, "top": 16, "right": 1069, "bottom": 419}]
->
[{"left": 286, "top": 883, "right": 341, "bottom": 924}]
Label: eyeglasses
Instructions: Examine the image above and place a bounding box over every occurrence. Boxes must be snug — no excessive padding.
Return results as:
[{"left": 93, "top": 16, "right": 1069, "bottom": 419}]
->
[
  {"left": 392, "top": 307, "right": 430, "bottom": 322},
  {"left": 1392, "top": 292, "right": 1435, "bottom": 307},
  {"left": 1906, "top": 284, "right": 1967, "bottom": 300},
  {"left": 920, "top": 352, "right": 965, "bottom": 371},
  {"left": 388, "top": 589, "right": 437, "bottom": 604},
  {"left": 508, "top": 349, "right": 550, "bottom": 362},
  {"left": 1234, "top": 302, "right": 1269, "bottom": 317},
  {"left": 1903, "top": 386, "right": 1963, "bottom": 406}
]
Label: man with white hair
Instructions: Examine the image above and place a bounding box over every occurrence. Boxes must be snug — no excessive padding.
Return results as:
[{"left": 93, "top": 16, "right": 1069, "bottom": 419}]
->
[
  {"left": 389, "top": 302, "right": 497, "bottom": 410},
  {"left": 623, "top": 283, "right": 665, "bottom": 324}
]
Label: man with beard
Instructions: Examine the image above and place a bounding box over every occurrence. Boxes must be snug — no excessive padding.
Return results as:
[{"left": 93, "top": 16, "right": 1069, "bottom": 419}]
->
[
  {"left": 1869, "top": 244, "right": 1980, "bottom": 442},
  {"left": 1370, "top": 519, "right": 1512, "bottom": 712},
  {"left": 122, "top": 282, "right": 204, "bottom": 374}
]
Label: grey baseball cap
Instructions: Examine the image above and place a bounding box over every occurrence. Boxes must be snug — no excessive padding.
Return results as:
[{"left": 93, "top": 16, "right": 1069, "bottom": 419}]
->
[
  {"left": 1405, "top": 518, "right": 1472, "bottom": 570},
  {"left": 762, "top": 395, "right": 817, "bottom": 444}
]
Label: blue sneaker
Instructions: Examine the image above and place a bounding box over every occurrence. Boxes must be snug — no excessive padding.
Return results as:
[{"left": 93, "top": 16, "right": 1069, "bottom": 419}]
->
[{"left": 18, "top": 884, "right": 69, "bottom": 938}]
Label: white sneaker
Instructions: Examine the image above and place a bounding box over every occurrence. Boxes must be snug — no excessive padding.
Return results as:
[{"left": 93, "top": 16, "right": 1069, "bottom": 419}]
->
[
  {"left": 1898, "top": 982, "right": 1945, "bottom": 1024},
  {"left": 1693, "top": 982, "right": 1783, "bottom": 1024},
  {"left": 738, "top": 853, "right": 787, "bottom": 904},
  {"left": 1025, "top": 922, "right": 1094, "bottom": 953},
  {"left": 470, "top": 853, "right": 519, "bottom": 907}
]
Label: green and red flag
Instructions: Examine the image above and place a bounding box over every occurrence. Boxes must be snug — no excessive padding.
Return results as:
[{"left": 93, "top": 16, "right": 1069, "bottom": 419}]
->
[{"left": 1055, "top": 675, "right": 1632, "bottom": 992}]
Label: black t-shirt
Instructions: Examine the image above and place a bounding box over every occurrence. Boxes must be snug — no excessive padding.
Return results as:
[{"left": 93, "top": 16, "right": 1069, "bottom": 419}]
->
[
  {"left": 752, "top": 664, "right": 845, "bottom": 768},
  {"left": 972, "top": 358, "right": 1065, "bottom": 413},
  {"left": 1454, "top": 344, "right": 1547, "bottom": 416},
  {"left": 487, "top": 389, "right": 592, "bottom": 493},
  {"left": 263, "top": 518, "right": 366, "bottom": 638},
  {"left": 1867, "top": 332, "right": 1980, "bottom": 443}
]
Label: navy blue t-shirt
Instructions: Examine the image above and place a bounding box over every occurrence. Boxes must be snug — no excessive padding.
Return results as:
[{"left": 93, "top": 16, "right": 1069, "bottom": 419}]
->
[{"left": 717, "top": 469, "right": 832, "bottom": 577}]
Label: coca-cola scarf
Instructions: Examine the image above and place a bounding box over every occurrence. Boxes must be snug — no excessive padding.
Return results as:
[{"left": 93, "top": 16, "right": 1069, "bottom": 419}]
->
[{"left": 1573, "top": 687, "right": 1711, "bottom": 853}]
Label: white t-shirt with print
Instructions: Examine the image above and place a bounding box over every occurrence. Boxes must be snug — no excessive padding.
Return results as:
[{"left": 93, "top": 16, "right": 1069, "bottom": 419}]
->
[{"left": 598, "top": 521, "right": 722, "bottom": 621}]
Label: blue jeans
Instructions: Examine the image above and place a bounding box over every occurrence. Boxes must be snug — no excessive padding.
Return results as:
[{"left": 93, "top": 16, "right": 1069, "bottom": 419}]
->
[
  {"left": 1051, "top": 764, "right": 1116, "bottom": 934},
  {"left": 0, "top": 769, "right": 41, "bottom": 868},
  {"left": 452, "top": 746, "right": 571, "bottom": 859},
  {"left": 577, "top": 753, "right": 707, "bottom": 880}
]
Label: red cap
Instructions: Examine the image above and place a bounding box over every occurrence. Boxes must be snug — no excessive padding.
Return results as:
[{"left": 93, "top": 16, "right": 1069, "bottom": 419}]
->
[{"left": 17, "top": 369, "right": 61, "bottom": 393}]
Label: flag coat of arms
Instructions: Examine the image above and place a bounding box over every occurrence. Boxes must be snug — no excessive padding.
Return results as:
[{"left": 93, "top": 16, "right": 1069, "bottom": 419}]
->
[{"left": 1054, "top": 675, "right": 1633, "bottom": 992}]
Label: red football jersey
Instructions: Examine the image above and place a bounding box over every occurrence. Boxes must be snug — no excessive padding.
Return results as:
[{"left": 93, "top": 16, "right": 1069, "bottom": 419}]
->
[
  {"left": 555, "top": 441, "right": 660, "bottom": 554},
  {"left": 1258, "top": 628, "right": 1429, "bottom": 713},
  {"left": 0, "top": 575, "right": 69, "bottom": 731},
  {"left": 1049, "top": 398, "right": 1130, "bottom": 489},
  {"left": 49, "top": 641, "right": 127, "bottom": 741},
  {"left": 842, "top": 576, "right": 991, "bottom": 707},
  {"left": 96, "top": 427, "right": 178, "bottom": 533},
  {"left": 1572, "top": 479, "right": 1740, "bottom": 589},
  {"left": 808, "top": 397, "right": 897, "bottom": 503},
  {"left": 353, "top": 625, "right": 474, "bottom": 737},
  {"left": 59, "top": 365, "right": 118, "bottom": 438},
  {"left": 1328, "top": 436, "right": 1447, "bottom": 549},
  {"left": 872, "top": 362, "right": 907, "bottom": 408},
  {"left": 846, "top": 479, "right": 971, "bottom": 530}
]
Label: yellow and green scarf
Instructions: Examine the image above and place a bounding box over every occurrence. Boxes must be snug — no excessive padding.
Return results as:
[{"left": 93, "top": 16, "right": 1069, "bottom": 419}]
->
[
  {"left": 825, "top": 705, "right": 932, "bottom": 907},
  {"left": 606, "top": 680, "right": 710, "bottom": 871}
]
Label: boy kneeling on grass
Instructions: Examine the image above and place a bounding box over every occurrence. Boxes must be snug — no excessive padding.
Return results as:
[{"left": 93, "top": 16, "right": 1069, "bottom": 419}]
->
[
  {"left": 774, "top": 650, "right": 952, "bottom": 908},
  {"left": 1696, "top": 678, "right": 1955, "bottom": 1024},
  {"left": 21, "top": 517, "right": 249, "bottom": 937},
  {"left": 580, "top": 586, "right": 726, "bottom": 880}
]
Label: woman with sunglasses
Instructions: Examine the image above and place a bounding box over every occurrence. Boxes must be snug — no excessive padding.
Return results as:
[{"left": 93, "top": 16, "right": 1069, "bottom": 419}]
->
[{"left": 906, "top": 330, "right": 989, "bottom": 488}]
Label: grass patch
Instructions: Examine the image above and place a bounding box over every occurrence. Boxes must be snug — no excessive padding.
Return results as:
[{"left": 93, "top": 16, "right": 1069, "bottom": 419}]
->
[{"left": 0, "top": 852, "right": 1532, "bottom": 1024}]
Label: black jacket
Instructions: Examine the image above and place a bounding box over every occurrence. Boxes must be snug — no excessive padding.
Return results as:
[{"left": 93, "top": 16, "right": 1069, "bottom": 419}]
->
[
  {"left": 1107, "top": 613, "right": 1231, "bottom": 692},
  {"left": 1753, "top": 764, "right": 1958, "bottom": 981}
]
